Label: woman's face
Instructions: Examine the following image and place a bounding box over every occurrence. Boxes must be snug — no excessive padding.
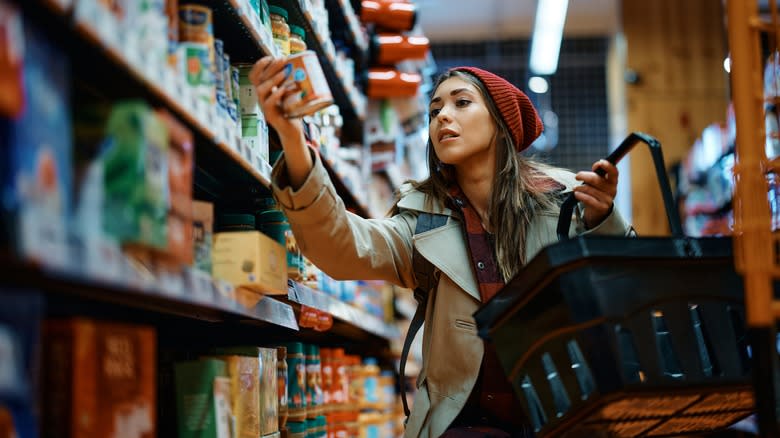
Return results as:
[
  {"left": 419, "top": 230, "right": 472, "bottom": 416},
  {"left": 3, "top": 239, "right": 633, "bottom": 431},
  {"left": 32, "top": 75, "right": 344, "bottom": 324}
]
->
[{"left": 428, "top": 76, "right": 497, "bottom": 167}]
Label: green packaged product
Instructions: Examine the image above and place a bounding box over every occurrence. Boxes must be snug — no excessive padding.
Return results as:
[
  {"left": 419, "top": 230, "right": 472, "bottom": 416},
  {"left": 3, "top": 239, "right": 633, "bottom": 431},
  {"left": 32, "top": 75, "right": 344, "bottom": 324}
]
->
[
  {"left": 285, "top": 342, "right": 307, "bottom": 422},
  {"left": 174, "top": 359, "right": 231, "bottom": 438},
  {"left": 101, "top": 101, "right": 170, "bottom": 249}
]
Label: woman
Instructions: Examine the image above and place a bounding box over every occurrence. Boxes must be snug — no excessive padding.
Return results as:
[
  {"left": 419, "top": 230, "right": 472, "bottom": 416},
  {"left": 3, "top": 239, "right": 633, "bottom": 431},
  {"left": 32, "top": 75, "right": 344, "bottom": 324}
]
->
[{"left": 250, "top": 58, "right": 633, "bottom": 437}]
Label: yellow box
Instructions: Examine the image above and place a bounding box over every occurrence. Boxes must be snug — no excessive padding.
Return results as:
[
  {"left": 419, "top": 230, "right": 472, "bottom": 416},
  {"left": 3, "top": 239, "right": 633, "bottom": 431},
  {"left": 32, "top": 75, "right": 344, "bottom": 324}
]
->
[{"left": 212, "top": 231, "right": 288, "bottom": 295}]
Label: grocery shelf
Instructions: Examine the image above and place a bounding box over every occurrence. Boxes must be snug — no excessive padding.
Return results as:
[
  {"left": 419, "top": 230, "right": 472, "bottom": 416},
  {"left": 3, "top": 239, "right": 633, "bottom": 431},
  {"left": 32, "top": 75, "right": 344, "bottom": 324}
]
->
[
  {"left": 0, "top": 256, "right": 299, "bottom": 331},
  {"left": 287, "top": 281, "right": 401, "bottom": 342},
  {"left": 26, "top": 0, "right": 274, "bottom": 189},
  {"left": 327, "top": 0, "right": 369, "bottom": 54},
  {"left": 325, "top": 0, "right": 369, "bottom": 73},
  {"left": 277, "top": 0, "right": 366, "bottom": 121},
  {"left": 213, "top": 0, "right": 281, "bottom": 62},
  {"left": 320, "top": 155, "right": 372, "bottom": 218}
]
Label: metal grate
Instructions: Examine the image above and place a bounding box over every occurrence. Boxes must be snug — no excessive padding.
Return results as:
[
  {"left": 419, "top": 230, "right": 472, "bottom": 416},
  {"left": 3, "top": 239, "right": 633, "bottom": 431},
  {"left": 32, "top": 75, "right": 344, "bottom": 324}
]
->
[{"left": 430, "top": 37, "right": 610, "bottom": 173}]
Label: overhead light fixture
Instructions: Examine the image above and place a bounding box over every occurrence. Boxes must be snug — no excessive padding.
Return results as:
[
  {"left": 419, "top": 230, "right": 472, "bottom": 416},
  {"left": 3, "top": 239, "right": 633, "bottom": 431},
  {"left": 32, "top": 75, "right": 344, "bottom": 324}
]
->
[
  {"left": 528, "top": 76, "right": 549, "bottom": 94},
  {"left": 723, "top": 56, "right": 731, "bottom": 73},
  {"left": 529, "top": 0, "right": 569, "bottom": 75}
]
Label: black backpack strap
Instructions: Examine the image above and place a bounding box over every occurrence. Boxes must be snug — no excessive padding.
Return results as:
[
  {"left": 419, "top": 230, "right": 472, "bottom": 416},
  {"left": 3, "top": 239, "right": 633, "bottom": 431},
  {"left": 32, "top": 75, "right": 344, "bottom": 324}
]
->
[{"left": 401, "top": 212, "right": 448, "bottom": 420}]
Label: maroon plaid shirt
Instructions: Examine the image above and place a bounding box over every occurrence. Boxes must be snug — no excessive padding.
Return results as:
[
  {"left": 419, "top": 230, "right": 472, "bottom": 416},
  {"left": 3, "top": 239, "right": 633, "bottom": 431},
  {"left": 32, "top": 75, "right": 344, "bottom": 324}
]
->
[{"left": 446, "top": 186, "right": 530, "bottom": 435}]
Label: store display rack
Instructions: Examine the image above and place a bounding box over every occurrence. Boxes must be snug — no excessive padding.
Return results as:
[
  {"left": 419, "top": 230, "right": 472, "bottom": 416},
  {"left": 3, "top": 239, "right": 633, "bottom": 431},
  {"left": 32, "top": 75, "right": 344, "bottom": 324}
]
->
[
  {"left": 11, "top": 0, "right": 397, "bottom": 347},
  {"left": 321, "top": 156, "right": 372, "bottom": 218},
  {"left": 325, "top": 0, "right": 369, "bottom": 65},
  {"left": 279, "top": 0, "right": 366, "bottom": 121},
  {"left": 29, "top": 0, "right": 275, "bottom": 188},
  {"left": 288, "top": 281, "right": 400, "bottom": 341},
  {"left": 0, "top": 256, "right": 298, "bottom": 329},
  {"left": 0, "top": 253, "right": 401, "bottom": 345}
]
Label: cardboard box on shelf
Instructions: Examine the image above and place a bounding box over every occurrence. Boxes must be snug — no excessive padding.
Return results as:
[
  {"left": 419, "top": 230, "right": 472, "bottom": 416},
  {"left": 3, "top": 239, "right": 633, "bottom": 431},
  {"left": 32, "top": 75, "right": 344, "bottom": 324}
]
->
[
  {"left": 42, "top": 318, "right": 156, "bottom": 438},
  {"left": 212, "top": 230, "right": 287, "bottom": 296}
]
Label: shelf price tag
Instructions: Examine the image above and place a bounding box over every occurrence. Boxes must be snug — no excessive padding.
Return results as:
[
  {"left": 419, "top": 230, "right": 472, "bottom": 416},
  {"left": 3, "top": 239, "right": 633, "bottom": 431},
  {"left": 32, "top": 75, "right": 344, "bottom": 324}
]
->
[{"left": 186, "top": 268, "right": 215, "bottom": 304}]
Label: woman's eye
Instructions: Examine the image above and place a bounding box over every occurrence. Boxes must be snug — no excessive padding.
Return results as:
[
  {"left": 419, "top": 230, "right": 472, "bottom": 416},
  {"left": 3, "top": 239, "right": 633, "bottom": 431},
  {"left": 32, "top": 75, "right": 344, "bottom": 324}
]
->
[
  {"left": 429, "top": 108, "right": 440, "bottom": 118},
  {"left": 456, "top": 99, "right": 471, "bottom": 107}
]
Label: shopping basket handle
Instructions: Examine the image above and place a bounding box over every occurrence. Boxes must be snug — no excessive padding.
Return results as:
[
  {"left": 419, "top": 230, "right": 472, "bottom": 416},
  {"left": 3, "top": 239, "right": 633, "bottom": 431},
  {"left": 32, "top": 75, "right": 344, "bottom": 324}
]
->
[{"left": 556, "top": 132, "right": 683, "bottom": 240}]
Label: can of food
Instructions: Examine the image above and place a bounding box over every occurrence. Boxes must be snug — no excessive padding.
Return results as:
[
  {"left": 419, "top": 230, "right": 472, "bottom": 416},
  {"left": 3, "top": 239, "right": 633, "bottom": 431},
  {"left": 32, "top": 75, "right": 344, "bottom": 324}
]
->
[
  {"left": 222, "top": 52, "right": 233, "bottom": 101},
  {"left": 282, "top": 50, "right": 333, "bottom": 118},
  {"left": 237, "top": 63, "right": 260, "bottom": 115},
  {"left": 213, "top": 39, "right": 225, "bottom": 93},
  {"left": 230, "top": 65, "right": 241, "bottom": 104},
  {"left": 179, "top": 42, "right": 215, "bottom": 104},
  {"left": 179, "top": 5, "right": 213, "bottom": 44}
]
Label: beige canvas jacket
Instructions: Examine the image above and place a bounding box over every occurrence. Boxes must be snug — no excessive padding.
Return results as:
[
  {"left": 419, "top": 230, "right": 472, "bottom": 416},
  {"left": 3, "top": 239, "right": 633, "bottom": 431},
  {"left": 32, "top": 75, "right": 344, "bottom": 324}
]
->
[{"left": 272, "top": 151, "right": 633, "bottom": 438}]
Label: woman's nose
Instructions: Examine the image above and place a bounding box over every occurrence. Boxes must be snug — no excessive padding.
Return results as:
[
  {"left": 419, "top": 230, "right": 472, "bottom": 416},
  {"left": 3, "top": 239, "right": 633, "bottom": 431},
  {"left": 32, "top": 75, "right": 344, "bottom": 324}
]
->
[{"left": 436, "top": 106, "right": 452, "bottom": 123}]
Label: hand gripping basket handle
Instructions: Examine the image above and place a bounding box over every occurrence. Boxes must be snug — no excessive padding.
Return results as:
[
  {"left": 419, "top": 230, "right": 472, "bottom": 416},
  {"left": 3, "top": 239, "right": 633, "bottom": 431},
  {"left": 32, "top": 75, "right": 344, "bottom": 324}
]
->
[{"left": 556, "top": 132, "right": 683, "bottom": 241}]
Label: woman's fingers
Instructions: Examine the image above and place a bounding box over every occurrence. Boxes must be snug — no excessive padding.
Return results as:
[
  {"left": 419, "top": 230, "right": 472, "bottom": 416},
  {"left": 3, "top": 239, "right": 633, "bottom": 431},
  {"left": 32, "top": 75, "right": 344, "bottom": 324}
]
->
[
  {"left": 255, "top": 68, "right": 289, "bottom": 102},
  {"left": 592, "top": 159, "right": 618, "bottom": 180},
  {"left": 574, "top": 184, "right": 612, "bottom": 207},
  {"left": 576, "top": 161, "right": 619, "bottom": 197}
]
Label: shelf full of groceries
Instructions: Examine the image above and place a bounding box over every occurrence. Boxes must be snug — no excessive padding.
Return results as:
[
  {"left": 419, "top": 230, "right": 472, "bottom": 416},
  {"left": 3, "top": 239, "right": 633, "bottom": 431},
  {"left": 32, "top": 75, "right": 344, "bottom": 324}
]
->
[{"left": 0, "top": 0, "right": 396, "bottom": 340}]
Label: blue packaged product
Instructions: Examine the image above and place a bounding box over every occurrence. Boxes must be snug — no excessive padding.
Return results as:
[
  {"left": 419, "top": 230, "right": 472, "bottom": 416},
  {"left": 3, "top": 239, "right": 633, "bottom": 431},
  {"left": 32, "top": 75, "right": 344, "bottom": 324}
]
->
[{"left": 0, "top": 13, "right": 73, "bottom": 268}]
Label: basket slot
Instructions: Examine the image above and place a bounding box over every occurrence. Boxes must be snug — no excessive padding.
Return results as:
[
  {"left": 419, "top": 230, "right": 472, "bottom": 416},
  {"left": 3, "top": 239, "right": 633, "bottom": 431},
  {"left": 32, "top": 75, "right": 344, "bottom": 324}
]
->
[
  {"left": 615, "top": 324, "right": 644, "bottom": 384},
  {"left": 520, "top": 374, "right": 548, "bottom": 432},
  {"left": 542, "top": 352, "right": 572, "bottom": 417},
  {"left": 689, "top": 304, "right": 720, "bottom": 378},
  {"left": 727, "top": 305, "right": 752, "bottom": 375},
  {"left": 699, "top": 301, "right": 746, "bottom": 377},
  {"left": 566, "top": 339, "right": 596, "bottom": 401},
  {"left": 652, "top": 310, "right": 685, "bottom": 380},
  {"left": 658, "top": 304, "right": 704, "bottom": 381}
]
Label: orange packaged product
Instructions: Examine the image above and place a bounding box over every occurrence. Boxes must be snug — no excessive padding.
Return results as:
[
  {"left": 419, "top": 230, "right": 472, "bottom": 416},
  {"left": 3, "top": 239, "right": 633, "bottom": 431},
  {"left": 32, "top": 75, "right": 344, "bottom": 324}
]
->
[
  {"left": 371, "top": 34, "right": 429, "bottom": 65},
  {"left": 366, "top": 68, "right": 421, "bottom": 99},
  {"left": 42, "top": 319, "right": 156, "bottom": 438},
  {"left": 360, "top": 0, "right": 416, "bottom": 32}
]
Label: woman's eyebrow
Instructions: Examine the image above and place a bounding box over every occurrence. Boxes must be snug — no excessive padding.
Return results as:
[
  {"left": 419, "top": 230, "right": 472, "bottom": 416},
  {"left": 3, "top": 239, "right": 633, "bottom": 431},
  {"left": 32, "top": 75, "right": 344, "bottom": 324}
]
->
[{"left": 429, "top": 88, "right": 473, "bottom": 107}]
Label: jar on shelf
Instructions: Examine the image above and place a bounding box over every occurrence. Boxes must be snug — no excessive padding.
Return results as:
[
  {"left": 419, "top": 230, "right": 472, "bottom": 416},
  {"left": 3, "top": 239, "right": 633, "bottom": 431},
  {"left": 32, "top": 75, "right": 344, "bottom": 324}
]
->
[
  {"left": 286, "top": 421, "right": 306, "bottom": 438},
  {"left": 216, "top": 213, "right": 255, "bottom": 232},
  {"left": 286, "top": 342, "right": 308, "bottom": 422},
  {"left": 270, "top": 5, "right": 291, "bottom": 56},
  {"left": 289, "top": 25, "right": 307, "bottom": 55}
]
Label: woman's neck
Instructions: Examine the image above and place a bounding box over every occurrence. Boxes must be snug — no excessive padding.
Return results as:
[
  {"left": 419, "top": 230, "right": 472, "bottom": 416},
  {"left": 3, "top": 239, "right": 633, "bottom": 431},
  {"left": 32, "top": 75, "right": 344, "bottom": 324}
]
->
[{"left": 455, "top": 161, "right": 494, "bottom": 230}]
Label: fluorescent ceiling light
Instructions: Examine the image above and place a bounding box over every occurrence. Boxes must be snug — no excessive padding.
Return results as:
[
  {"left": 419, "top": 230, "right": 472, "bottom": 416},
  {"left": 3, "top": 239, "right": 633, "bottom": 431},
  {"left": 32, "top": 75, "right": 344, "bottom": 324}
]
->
[
  {"left": 529, "top": 0, "right": 569, "bottom": 75},
  {"left": 528, "top": 76, "right": 549, "bottom": 94}
]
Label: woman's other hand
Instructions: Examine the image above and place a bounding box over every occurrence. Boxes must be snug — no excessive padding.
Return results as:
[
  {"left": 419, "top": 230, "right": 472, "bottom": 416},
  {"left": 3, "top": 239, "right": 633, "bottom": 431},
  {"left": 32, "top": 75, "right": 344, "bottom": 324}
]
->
[
  {"left": 574, "top": 160, "right": 619, "bottom": 229},
  {"left": 248, "top": 56, "right": 303, "bottom": 140}
]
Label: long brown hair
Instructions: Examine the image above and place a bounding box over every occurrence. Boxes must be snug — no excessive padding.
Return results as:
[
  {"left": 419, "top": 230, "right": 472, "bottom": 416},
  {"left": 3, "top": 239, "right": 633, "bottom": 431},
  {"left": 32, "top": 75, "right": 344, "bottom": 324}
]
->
[{"left": 401, "top": 70, "right": 562, "bottom": 281}]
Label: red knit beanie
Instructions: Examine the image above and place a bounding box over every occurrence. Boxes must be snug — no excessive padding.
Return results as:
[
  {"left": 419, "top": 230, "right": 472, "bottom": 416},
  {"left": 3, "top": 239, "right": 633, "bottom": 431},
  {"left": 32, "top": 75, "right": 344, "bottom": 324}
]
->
[{"left": 449, "top": 66, "right": 543, "bottom": 152}]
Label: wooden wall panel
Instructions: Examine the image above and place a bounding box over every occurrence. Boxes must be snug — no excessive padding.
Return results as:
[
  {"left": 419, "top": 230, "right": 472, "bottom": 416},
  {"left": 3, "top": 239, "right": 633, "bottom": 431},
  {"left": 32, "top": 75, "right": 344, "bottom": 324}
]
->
[{"left": 622, "top": 0, "right": 729, "bottom": 234}]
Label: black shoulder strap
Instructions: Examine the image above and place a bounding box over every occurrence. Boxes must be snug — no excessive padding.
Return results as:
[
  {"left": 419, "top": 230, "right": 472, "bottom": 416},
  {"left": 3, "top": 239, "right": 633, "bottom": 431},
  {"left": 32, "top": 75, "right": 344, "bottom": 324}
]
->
[{"left": 401, "top": 212, "right": 448, "bottom": 421}]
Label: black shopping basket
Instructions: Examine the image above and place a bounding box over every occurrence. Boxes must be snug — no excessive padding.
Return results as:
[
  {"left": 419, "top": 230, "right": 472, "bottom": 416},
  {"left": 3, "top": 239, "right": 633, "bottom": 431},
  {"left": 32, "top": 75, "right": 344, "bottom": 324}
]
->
[{"left": 474, "top": 133, "right": 755, "bottom": 437}]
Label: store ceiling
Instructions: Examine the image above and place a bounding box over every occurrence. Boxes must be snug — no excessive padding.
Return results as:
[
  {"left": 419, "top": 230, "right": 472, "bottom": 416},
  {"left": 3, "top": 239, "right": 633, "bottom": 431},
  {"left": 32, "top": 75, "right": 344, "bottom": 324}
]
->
[{"left": 417, "top": 0, "right": 619, "bottom": 42}]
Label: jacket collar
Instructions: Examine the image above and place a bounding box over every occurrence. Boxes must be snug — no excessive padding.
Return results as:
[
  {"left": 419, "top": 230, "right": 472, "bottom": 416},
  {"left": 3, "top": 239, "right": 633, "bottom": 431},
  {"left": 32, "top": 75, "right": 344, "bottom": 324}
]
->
[
  {"left": 396, "top": 183, "right": 480, "bottom": 301},
  {"left": 395, "top": 183, "right": 454, "bottom": 216}
]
